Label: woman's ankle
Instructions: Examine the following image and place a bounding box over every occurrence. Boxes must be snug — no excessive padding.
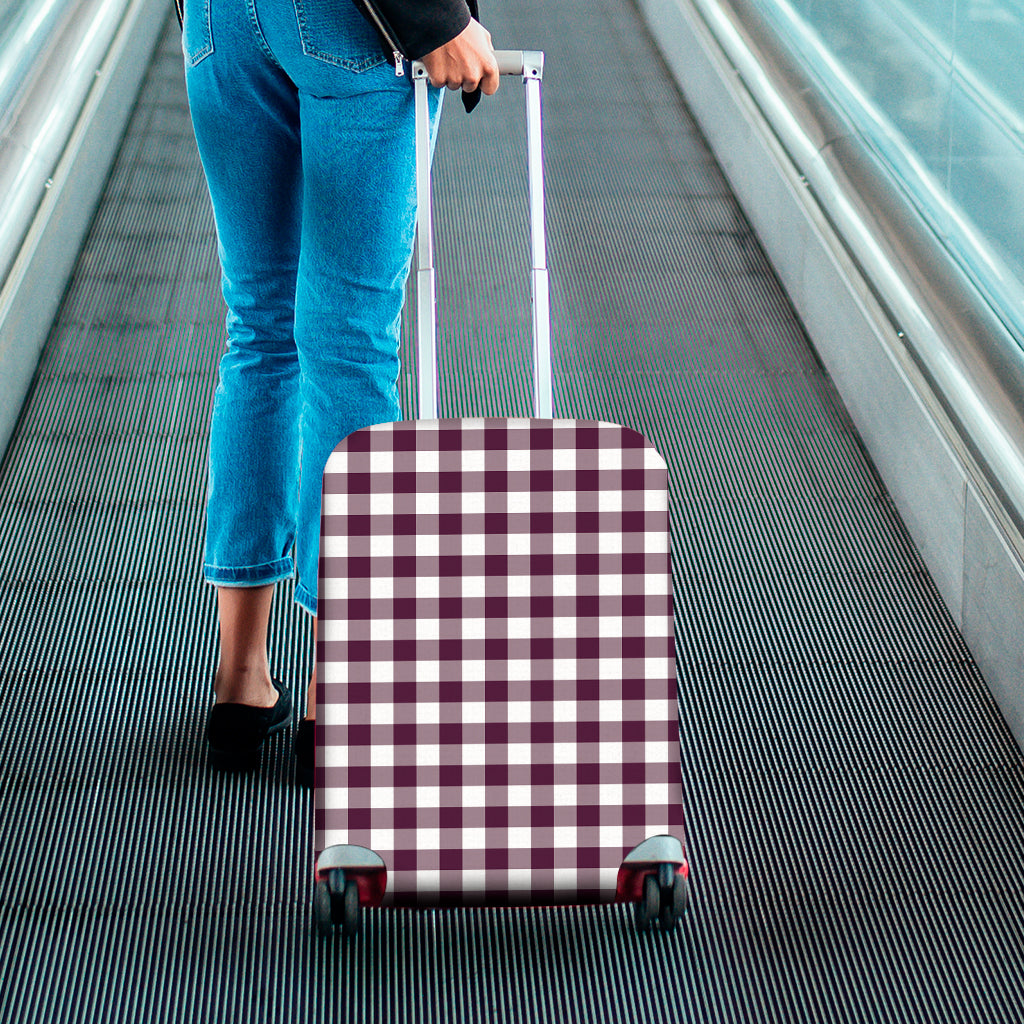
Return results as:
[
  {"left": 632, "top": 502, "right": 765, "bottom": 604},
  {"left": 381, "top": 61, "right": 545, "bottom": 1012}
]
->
[{"left": 214, "top": 665, "right": 277, "bottom": 706}]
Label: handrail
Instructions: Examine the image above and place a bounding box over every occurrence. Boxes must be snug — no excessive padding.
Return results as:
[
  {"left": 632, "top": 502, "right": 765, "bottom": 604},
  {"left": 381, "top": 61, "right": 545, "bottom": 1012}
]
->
[
  {"left": 684, "top": 0, "right": 1024, "bottom": 549},
  {"left": 0, "top": 0, "right": 74, "bottom": 122},
  {"left": 0, "top": 0, "right": 166, "bottom": 459},
  {"left": 0, "top": 0, "right": 138, "bottom": 290}
]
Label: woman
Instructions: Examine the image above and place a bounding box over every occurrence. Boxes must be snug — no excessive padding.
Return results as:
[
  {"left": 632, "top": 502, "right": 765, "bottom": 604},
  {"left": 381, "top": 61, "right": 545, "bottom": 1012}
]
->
[{"left": 182, "top": 0, "right": 498, "bottom": 780}]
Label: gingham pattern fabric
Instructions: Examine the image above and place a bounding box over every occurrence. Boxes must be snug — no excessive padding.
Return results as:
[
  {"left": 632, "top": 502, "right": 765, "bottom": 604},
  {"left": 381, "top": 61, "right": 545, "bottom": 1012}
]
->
[{"left": 315, "top": 418, "right": 684, "bottom": 906}]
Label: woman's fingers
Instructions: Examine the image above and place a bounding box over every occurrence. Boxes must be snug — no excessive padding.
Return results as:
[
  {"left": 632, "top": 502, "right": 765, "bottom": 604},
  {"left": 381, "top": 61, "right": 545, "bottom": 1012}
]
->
[{"left": 420, "top": 20, "right": 499, "bottom": 95}]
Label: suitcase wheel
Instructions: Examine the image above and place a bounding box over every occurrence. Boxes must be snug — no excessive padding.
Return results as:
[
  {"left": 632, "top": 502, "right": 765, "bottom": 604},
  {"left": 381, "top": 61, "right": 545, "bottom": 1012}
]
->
[
  {"left": 634, "top": 864, "right": 691, "bottom": 933},
  {"left": 636, "top": 873, "right": 660, "bottom": 932},
  {"left": 339, "top": 876, "right": 360, "bottom": 937},
  {"left": 313, "top": 870, "right": 361, "bottom": 937},
  {"left": 660, "top": 871, "right": 691, "bottom": 932},
  {"left": 313, "top": 879, "right": 333, "bottom": 937}
]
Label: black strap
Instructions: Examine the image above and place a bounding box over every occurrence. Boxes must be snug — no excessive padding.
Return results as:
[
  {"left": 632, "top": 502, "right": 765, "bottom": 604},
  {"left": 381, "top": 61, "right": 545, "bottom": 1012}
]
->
[{"left": 461, "top": 0, "right": 481, "bottom": 112}]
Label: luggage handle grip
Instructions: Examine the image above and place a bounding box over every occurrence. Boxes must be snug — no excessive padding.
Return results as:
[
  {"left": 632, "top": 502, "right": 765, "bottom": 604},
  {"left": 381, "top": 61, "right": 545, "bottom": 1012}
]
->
[
  {"left": 411, "top": 50, "right": 551, "bottom": 421},
  {"left": 410, "top": 50, "right": 544, "bottom": 82}
]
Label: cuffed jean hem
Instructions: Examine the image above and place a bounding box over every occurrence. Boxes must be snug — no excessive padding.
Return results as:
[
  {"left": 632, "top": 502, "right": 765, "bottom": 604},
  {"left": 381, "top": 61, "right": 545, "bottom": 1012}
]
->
[
  {"left": 294, "top": 581, "right": 316, "bottom": 618},
  {"left": 204, "top": 557, "right": 295, "bottom": 588}
]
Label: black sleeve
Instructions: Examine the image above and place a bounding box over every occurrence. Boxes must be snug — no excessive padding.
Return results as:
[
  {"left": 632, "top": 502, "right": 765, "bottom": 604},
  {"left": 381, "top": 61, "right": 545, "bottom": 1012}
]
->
[{"left": 373, "top": 0, "right": 473, "bottom": 60}]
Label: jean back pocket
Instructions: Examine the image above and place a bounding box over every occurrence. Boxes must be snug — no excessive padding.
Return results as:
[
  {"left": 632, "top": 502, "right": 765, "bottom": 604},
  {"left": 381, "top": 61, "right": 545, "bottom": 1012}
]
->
[
  {"left": 291, "top": 0, "right": 388, "bottom": 71},
  {"left": 182, "top": 0, "right": 214, "bottom": 67}
]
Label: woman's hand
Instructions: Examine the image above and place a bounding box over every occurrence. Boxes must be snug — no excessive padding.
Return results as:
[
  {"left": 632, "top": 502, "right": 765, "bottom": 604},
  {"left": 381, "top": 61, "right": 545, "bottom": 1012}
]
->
[{"left": 420, "top": 19, "right": 499, "bottom": 96}]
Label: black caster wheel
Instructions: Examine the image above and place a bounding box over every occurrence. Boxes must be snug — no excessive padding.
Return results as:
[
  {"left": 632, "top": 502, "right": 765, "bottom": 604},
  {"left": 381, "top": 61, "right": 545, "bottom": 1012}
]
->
[
  {"left": 313, "top": 879, "right": 334, "bottom": 937},
  {"left": 326, "top": 868, "right": 344, "bottom": 922},
  {"left": 676, "top": 872, "right": 691, "bottom": 916},
  {"left": 659, "top": 871, "right": 690, "bottom": 932},
  {"left": 659, "top": 892, "right": 677, "bottom": 932},
  {"left": 636, "top": 872, "right": 660, "bottom": 932},
  {"left": 341, "top": 879, "right": 360, "bottom": 937}
]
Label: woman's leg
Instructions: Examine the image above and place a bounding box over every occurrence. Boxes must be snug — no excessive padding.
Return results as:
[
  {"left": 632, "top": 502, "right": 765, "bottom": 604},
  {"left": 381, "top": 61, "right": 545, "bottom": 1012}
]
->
[
  {"left": 183, "top": 0, "right": 304, "bottom": 705},
  {"left": 214, "top": 585, "right": 276, "bottom": 705},
  {"left": 289, "top": 81, "right": 442, "bottom": 620},
  {"left": 290, "top": 82, "right": 440, "bottom": 729},
  {"left": 307, "top": 617, "right": 316, "bottom": 720}
]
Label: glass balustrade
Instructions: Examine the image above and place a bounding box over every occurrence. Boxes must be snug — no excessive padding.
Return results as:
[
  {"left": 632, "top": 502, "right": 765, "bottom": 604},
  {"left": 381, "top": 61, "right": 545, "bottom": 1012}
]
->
[{"left": 749, "top": 0, "right": 1024, "bottom": 352}]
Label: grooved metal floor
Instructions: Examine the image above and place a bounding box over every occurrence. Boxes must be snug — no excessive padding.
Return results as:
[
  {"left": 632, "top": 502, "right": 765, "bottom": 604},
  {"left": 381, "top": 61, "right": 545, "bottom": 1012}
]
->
[{"left": 2, "top": 0, "right": 1024, "bottom": 1020}]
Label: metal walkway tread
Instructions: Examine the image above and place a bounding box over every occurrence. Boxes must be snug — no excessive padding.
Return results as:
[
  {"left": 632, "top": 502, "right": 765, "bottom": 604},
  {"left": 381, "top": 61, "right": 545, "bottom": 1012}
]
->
[{"left": 2, "top": 0, "right": 1023, "bottom": 1020}]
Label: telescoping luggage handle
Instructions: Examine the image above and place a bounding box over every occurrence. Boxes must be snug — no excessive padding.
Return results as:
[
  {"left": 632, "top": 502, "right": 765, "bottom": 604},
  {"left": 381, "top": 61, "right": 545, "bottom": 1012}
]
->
[{"left": 410, "top": 50, "right": 551, "bottom": 420}]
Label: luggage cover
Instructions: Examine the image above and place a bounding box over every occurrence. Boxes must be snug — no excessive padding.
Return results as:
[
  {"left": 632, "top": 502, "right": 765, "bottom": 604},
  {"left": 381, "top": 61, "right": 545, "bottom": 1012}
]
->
[{"left": 315, "top": 416, "right": 684, "bottom": 905}]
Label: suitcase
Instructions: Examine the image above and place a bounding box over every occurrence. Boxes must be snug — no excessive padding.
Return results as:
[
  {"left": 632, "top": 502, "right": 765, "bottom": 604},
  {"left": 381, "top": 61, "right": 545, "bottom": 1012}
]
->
[{"left": 313, "top": 51, "right": 690, "bottom": 937}]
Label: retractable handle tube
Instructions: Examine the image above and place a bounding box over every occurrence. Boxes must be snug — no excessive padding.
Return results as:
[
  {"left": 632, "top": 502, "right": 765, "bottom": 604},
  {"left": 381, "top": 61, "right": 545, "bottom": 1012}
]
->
[{"left": 411, "top": 50, "right": 551, "bottom": 420}]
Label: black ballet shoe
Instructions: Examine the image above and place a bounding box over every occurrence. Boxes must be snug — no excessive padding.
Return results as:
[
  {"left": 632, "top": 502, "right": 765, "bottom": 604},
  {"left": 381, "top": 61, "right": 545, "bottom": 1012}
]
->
[
  {"left": 206, "top": 678, "right": 292, "bottom": 770},
  {"left": 295, "top": 718, "right": 315, "bottom": 789}
]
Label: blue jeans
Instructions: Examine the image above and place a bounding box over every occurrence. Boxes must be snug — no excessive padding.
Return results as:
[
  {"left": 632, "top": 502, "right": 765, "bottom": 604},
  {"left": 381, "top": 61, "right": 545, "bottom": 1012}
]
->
[{"left": 183, "top": 0, "right": 441, "bottom": 615}]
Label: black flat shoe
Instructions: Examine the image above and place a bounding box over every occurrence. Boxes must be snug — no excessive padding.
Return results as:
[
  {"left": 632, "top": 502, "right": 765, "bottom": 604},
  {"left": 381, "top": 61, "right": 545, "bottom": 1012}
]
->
[
  {"left": 207, "top": 678, "right": 292, "bottom": 770},
  {"left": 295, "top": 718, "right": 314, "bottom": 788}
]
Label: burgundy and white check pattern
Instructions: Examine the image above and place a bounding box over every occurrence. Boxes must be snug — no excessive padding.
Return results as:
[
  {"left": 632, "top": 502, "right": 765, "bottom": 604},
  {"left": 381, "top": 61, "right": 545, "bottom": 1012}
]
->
[{"left": 315, "top": 418, "right": 684, "bottom": 906}]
